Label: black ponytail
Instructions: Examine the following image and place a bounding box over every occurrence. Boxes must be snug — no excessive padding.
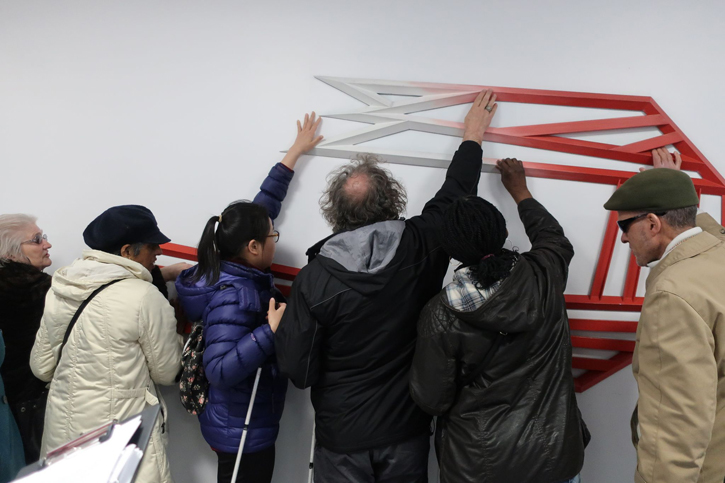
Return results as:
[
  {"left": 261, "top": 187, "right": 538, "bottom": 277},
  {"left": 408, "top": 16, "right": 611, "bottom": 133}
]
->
[
  {"left": 439, "top": 196, "right": 518, "bottom": 290},
  {"left": 192, "top": 201, "right": 270, "bottom": 285}
]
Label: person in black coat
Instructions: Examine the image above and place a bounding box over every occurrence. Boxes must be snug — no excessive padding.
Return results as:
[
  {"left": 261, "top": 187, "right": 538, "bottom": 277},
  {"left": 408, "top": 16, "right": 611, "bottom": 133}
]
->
[
  {"left": 0, "top": 214, "right": 53, "bottom": 463},
  {"left": 409, "top": 159, "right": 589, "bottom": 483},
  {"left": 272, "top": 90, "right": 498, "bottom": 482}
]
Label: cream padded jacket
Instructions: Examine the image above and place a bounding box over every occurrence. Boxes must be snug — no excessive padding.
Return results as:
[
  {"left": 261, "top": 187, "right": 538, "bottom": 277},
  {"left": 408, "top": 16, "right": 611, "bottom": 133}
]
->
[{"left": 31, "top": 250, "right": 183, "bottom": 483}]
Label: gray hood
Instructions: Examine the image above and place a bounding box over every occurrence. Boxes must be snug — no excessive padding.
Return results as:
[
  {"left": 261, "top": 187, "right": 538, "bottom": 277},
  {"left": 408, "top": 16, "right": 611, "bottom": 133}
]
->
[
  {"left": 316, "top": 220, "right": 406, "bottom": 295},
  {"left": 319, "top": 220, "right": 405, "bottom": 274}
]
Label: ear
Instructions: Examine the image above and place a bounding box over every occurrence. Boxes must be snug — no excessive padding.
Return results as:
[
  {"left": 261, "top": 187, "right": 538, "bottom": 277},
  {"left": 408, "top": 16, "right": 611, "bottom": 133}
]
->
[
  {"left": 119, "top": 244, "right": 133, "bottom": 259},
  {"left": 647, "top": 213, "right": 664, "bottom": 235},
  {"left": 246, "top": 239, "right": 261, "bottom": 256}
]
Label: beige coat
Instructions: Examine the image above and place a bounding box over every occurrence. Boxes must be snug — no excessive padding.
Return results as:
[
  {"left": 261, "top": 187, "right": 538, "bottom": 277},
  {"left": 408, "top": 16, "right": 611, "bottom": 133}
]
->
[
  {"left": 633, "top": 213, "right": 725, "bottom": 483},
  {"left": 31, "top": 250, "right": 182, "bottom": 483}
]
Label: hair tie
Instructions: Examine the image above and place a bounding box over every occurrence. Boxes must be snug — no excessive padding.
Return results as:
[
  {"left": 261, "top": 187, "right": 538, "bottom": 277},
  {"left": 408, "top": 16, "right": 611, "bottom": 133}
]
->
[
  {"left": 218, "top": 214, "right": 223, "bottom": 224},
  {"left": 482, "top": 254, "right": 494, "bottom": 260}
]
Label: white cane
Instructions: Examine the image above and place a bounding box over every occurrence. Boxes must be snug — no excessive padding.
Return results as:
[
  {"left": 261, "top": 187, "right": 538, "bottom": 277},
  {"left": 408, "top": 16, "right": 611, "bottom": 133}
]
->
[
  {"left": 307, "top": 421, "right": 316, "bottom": 483},
  {"left": 231, "top": 366, "right": 263, "bottom": 483}
]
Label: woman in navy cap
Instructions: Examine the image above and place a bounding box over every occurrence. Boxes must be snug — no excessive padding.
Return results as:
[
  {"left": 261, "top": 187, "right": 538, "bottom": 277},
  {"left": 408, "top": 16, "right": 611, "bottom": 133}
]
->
[{"left": 30, "top": 204, "right": 185, "bottom": 483}]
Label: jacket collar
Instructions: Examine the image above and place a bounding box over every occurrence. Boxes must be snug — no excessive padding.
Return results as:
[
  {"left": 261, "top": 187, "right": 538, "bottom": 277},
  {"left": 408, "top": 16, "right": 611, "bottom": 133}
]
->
[
  {"left": 646, "top": 231, "right": 722, "bottom": 290},
  {"left": 81, "top": 249, "right": 152, "bottom": 282},
  {"left": 646, "top": 227, "right": 702, "bottom": 268}
]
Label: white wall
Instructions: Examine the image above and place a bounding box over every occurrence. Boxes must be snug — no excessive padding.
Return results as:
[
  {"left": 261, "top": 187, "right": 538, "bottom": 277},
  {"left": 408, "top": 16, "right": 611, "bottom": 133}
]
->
[{"left": 1, "top": 1, "right": 723, "bottom": 482}]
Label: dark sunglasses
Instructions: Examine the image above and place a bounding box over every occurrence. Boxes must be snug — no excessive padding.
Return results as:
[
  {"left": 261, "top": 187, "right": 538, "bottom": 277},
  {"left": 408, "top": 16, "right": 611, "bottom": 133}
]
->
[{"left": 617, "top": 212, "right": 666, "bottom": 233}]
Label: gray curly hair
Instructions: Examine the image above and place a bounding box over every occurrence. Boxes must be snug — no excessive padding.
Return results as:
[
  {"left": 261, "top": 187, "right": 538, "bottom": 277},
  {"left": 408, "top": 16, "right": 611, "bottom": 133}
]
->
[{"left": 320, "top": 154, "right": 407, "bottom": 233}]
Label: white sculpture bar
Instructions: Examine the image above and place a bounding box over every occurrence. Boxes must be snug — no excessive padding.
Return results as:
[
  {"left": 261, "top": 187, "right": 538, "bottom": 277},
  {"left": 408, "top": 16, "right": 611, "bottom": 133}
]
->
[{"left": 309, "top": 76, "right": 501, "bottom": 172}]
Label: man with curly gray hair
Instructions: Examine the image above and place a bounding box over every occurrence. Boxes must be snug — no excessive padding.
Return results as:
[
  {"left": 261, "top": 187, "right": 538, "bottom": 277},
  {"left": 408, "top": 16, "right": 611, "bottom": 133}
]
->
[
  {"left": 274, "top": 90, "right": 498, "bottom": 482},
  {"left": 320, "top": 153, "right": 408, "bottom": 233}
]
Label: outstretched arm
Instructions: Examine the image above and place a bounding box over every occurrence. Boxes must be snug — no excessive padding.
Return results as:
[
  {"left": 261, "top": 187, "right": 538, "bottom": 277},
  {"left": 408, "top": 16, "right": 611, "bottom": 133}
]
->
[
  {"left": 498, "top": 158, "right": 574, "bottom": 280},
  {"left": 418, "top": 89, "right": 499, "bottom": 218},
  {"left": 280, "top": 112, "right": 324, "bottom": 170},
  {"left": 253, "top": 112, "right": 324, "bottom": 219}
]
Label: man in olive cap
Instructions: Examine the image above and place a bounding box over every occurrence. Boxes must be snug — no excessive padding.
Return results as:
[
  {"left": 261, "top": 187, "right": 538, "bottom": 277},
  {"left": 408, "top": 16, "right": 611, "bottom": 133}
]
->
[{"left": 604, "top": 148, "right": 725, "bottom": 483}]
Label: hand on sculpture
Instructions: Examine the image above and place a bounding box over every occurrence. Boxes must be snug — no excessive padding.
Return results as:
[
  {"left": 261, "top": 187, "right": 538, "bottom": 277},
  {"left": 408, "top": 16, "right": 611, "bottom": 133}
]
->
[
  {"left": 282, "top": 112, "right": 324, "bottom": 170},
  {"left": 644, "top": 147, "right": 682, "bottom": 171},
  {"left": 267, "top": 297, "right": 286, "bottom": 333},
  {"left": 496, "top": 157, "right": 533, "bottom": 204},
  {"left": 462, "top": 89, "right": 498, "bottom": 145},
  {"left": 160, "top": 262, "right": 194, "bottom": 282}
]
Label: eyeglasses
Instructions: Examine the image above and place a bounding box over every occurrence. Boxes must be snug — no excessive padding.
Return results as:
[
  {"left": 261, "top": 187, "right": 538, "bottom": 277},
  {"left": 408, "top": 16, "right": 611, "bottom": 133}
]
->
[
  {"left": 617, "top": 213, "right": 666, "bottom": 233},
  {"left": 21, "top": 233, "right": 48, "bottom": 245},
  {"left": 267, "top": 230, "right": 280, "bottom": 243}
]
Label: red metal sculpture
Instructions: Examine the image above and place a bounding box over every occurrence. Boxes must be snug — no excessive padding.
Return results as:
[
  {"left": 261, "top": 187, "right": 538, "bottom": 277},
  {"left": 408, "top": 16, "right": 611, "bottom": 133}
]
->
[{"left": 163, "top": 84, "right": 724, "bottom": 392}]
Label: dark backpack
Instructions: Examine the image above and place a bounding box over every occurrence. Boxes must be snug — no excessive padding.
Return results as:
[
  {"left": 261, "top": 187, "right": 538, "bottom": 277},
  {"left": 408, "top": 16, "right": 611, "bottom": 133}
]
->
[{"left": 179, "top": 321, "right": 209, "bottom": 415}]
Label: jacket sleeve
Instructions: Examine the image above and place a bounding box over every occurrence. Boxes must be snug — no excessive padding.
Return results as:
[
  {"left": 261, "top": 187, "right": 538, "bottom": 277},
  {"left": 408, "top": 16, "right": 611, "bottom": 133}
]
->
[
  {"left": 138, "top": 286, "right": 183, "bottom": 386},
  {"left": 29, "top": 315, "right": 56, "bottom": 382},
  {"left": 202, "top": 289, "right": 276, "bottom": 389},
  {"left": 274, "top": 275, "right": 324, "bottom": 389},
  {"left": 252, "top": 162, "right": 295, "bottom": 221},
  {"left": 409, "top": 303, "right": 457, "bottom": 416},
  {"left": 406, "top": 141, "right": 483, "bottom": 239},
  {"left": 635, "top": 290, "right": 717, "bottom": 483},
  {"left": 518, "top": 198, "right": 574, "bottom": 285}
]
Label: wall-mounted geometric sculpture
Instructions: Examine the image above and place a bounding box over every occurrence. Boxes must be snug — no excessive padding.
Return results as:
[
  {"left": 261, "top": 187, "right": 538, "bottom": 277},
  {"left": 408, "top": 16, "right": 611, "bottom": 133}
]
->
[{"left": 164, "top": 78, "right": 725, "bottom": 391}]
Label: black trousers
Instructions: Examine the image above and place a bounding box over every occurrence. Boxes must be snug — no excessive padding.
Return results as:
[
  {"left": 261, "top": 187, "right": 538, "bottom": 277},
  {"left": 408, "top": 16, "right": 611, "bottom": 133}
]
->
[
  {"left": 314, "top": 433, "right": 429, "bottom": 483},
  {"left": 215, "top": 445, "right": 275, "bottom": 483}
]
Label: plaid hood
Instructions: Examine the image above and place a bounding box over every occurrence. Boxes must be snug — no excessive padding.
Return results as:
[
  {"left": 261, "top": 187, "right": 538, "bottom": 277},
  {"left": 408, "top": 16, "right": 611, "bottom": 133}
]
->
[{"left": 445, "top": 260, "right": 518, "bottom": 313}]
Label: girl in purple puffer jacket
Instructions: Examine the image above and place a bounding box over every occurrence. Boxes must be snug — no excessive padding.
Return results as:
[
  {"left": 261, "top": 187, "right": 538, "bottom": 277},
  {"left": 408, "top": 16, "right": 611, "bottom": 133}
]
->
[{"left": 176, "top": 113, "right": 322, "bottom": 483}]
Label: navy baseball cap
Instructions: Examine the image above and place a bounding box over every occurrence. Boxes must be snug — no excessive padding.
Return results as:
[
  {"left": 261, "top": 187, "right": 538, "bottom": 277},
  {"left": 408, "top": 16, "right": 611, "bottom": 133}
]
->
[{"left": 83, "top": 205, "right": 171, "bottom": 253}]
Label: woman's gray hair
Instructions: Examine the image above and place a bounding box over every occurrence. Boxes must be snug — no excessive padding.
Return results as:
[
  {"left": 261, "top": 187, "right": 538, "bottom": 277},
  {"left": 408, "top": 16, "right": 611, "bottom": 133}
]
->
[
  {"left": 0, "top": 213, "right": 38, "bottom": 260},
  {"left": 320, "top": 154, "right": 407, "bottom": 233}
]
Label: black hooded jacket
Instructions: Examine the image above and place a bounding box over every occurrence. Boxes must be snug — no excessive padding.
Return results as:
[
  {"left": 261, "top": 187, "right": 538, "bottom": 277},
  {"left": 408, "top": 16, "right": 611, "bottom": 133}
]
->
[
  {"left": 274, "top": 141, "right": 483, "bottom": 452},
  {"left": 409, "top": 199, "right": 589, "bottom": 483},
  {"left": 0, "top": 260, "right": 51, "bottom": 406}
]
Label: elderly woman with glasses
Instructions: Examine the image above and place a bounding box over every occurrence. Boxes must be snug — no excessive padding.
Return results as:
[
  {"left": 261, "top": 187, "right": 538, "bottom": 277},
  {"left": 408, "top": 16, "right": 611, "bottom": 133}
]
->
[{"left": 0, "top": 214, "right": 53, "bottom": 464}]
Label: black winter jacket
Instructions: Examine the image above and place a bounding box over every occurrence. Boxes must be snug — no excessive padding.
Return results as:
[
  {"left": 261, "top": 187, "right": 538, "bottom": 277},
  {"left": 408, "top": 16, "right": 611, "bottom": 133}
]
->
[
  {"left": 0, "top": 260, "right": 51, "bottom": 406},
  {"left": 275, "top": 141, "right": 483, "bottom": 452},
  {"left": 409, "top": 198, "right": 589, "bottom": 483}
]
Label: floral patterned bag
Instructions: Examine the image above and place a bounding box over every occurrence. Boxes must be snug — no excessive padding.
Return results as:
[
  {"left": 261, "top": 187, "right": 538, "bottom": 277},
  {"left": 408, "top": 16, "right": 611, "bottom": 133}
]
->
[{"left": 179, "top": 322, "right": 209, "bottom": 415}]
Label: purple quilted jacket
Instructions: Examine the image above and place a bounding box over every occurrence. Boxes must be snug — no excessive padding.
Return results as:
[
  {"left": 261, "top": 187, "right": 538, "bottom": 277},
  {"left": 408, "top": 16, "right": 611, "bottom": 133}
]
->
[{"left": 176, "top": 163, "right": 291, "bottom": 453}]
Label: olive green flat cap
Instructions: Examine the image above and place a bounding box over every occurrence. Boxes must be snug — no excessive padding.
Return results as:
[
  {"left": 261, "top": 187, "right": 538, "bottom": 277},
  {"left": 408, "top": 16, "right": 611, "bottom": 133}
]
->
[{"left": 604, "top": 168, "right": 699, "bottom": 211}]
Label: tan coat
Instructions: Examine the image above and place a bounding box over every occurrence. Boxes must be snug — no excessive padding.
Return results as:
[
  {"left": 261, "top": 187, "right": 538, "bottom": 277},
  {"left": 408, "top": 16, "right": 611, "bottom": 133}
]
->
[
  {"left": 31, "top": 250, "right": 183, "bottom": 483},
  {"left": 632, "top": 213, "right": 725, "bottom": 483}
]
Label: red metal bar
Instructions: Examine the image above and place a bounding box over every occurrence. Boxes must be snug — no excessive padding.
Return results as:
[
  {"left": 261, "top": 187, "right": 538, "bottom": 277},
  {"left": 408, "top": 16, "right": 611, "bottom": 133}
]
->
[
  {"left": 161, "top": 242, "right": 196, "bottom": 260},
  {"left": 622, "top": 252, "right": 641, "bottom": 301},
  {"left": 571, "top": 336, "right": 635, "bottom": 352},
  {"left": 525, "top": 136, "right": 704, "bottom": 172},
  {"left": 612, "top": 132, "right": 682, "bottom": 153},
  {"left": 565, "top": 295, "right": 644, "bottom": 311},
  {"left": 569, "top": 319, "right": 638, "bottom": 333},
  {"left": 521, "top": 162, "right": 723, "bottom": 194},
  {"left": 646, "top": 99, "right": 725, "bottom": 187},
  {"left": 572, "top": 357, "right": 617, "bottom": 371},
  {"left": 590, "top": 210, "right": 620, "bottom": 298},
  {"left": 161, "top": 242, "right": 300, "bottom": 282},
  {"left": 485, "top": 131, "right": 649, "bottom": 164},
  {"left": 484, "top": 133, "right": 720, "bottom": 186},
  {"left": 495, "top": 114, "right": 668, "bottom": 137},
  {"left": 574, "top": 353, "right": 634, "bottom": 392}
]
